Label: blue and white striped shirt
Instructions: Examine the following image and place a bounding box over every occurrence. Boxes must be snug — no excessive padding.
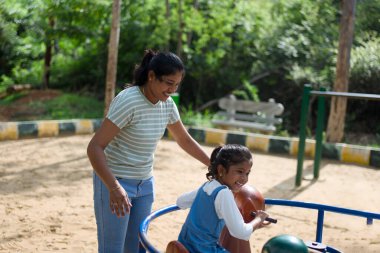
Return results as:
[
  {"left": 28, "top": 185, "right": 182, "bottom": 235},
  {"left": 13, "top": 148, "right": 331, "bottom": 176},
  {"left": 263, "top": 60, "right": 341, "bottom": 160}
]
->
[{"left": 105, "top": 86, "right": 180, "bottom": 179}]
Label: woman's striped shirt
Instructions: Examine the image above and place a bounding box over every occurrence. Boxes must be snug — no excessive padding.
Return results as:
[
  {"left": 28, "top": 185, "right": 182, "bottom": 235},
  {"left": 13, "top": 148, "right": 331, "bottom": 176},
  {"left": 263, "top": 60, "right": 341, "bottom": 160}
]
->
[{"left": 105, "top": 86, "right": 180, "bottom": 179}]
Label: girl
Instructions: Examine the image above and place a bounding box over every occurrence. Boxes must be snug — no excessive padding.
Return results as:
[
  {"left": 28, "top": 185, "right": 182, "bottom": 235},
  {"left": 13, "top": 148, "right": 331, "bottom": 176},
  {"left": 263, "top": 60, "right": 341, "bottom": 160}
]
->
[{"left": 176, "top": 144, "right": 268, "bottom": 253}]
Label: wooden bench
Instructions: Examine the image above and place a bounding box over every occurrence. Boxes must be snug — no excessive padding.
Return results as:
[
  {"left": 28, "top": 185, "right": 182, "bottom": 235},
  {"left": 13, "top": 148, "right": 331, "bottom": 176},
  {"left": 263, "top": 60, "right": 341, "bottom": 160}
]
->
[{"left": 211, "top": 95, "right": 284, "bottom": 134}]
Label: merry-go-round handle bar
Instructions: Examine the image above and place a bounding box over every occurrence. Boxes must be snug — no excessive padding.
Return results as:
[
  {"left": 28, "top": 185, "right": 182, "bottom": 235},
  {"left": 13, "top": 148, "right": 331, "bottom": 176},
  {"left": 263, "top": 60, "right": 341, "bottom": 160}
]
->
[{"left": 251, "top": 211, "right": 278, "bottom": 224}]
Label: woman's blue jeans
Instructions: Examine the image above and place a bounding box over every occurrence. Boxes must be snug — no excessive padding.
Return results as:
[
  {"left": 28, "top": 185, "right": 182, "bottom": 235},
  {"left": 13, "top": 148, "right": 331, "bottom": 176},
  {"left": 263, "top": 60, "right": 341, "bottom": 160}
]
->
[{"left": 93, "top": 173, "right": 154, "bottom": 253}]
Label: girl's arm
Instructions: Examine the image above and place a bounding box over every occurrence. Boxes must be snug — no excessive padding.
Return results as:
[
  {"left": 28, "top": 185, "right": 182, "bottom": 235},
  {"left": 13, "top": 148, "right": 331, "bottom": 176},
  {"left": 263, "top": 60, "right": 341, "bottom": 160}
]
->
[
  {"left": 248, "top": 210, "right": 268, "bottom": 231},
  {"left": 167, "top": 120, "right": 210, "bottom": 166},
  {"left": 176, "top": 188, "right": 198, "bottom": 209},
  {"left": 215, "top": 189, "right": 254, "bottom": 241}
]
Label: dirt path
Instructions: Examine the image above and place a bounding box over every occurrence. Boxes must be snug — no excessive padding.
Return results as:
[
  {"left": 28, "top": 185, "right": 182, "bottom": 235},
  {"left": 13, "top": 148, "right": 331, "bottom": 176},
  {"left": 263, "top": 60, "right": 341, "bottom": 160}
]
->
[{"left": 0, "top": 135, "right": 379, "bottom": 252}]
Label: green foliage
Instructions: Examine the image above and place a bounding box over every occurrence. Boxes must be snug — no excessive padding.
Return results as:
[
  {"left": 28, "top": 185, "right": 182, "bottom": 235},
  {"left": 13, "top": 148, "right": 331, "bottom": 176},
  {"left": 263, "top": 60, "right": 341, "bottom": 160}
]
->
[
  {"left": 0, "top": 75, "right": 14, "bottom": 93},
  {"left": 180, "top": 0, "right": 272, "bottom": 106},
  {"left": 1, "top": 0, "right": 380, "bottom": 143},
  {"left": 355, "top": 0, "right": 380, "bottom": 37},
  {"left": 0, "top": 0, "right": 109, "bottom": 90},
  {"left": 33, "top": 93, "right": 104, "bottom": 120},
  {"left": 0, "top": 92, "right": 28, "bottom": 104},
  {"left": 49, "top": 42, "right": 108, "bottom": 91},
  {"left": 12, "top": 61, "right": 44, "bottom": 86},
  {"left": 265, "top": 0, "right": 338, "bottom": 86},
  {"left": 179, "top": 105, "right": 214, "bottom": 128},
  {"left": 346, "top": 36, "right": 380, "bottom": 136},
  {"left": 0, "top": 0, "right": 23, "bottom": 77},
  {"left": 232, "top": 80, "right": 259, "bottom": 101},
  {"left": 183, "top": 1, "right": 235, "bottom": 70},
  {"left": 350, "top": 36, "right": 380, "bottom": 91}
]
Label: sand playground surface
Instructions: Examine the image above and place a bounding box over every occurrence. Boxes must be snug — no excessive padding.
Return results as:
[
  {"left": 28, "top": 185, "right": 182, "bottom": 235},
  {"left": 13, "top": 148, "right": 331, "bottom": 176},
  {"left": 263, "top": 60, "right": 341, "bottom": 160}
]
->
[{"left": 1, "top": 135, "right": 380, "bottom": 253}]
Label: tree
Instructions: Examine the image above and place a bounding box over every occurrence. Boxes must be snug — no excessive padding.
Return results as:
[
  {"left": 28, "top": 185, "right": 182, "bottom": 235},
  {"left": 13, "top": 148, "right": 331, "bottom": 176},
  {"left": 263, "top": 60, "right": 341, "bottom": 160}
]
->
[
  {"left": 164, "top": 0, "right": 171, "bottom": 51},
  {"left": 1, "top": 0, "right": 109, "bottom": 90},
  {"left": 104, "top": 0, "right": 121, "bottom": 116},
  {"left": 326, "top": 0, "right": 356, "bottom": 143},
  {"left": 176, "top": 0, "right": 183, "bottom": 58},
  {"left": 42, "top": 16, "right": 55, "bottom": 89}
]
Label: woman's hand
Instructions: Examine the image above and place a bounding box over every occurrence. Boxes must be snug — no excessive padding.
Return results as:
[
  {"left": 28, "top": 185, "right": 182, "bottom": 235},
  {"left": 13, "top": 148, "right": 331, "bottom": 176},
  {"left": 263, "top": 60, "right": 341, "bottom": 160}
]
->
[{"left": 109, "top": 184, "right": 132, "bottom": 217}]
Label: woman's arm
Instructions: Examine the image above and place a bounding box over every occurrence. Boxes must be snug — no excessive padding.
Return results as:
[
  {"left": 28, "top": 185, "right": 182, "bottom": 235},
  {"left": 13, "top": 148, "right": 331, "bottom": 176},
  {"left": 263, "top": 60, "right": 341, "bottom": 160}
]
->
[
  {"left": 87, "top": 118, "right": 120, "bottom": 188},
  {"left": 87, "top": 118, "right": 132, "bottom": 216},
  {"left": 166, "top": 120, "right": 210, "bottom": 166}
]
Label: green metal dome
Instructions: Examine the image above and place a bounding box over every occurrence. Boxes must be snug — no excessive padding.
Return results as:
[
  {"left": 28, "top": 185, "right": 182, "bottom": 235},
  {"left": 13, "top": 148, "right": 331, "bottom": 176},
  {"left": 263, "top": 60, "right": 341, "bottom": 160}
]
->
[{"left": 261, "top": 234, "right": 309, "bottom": 253}]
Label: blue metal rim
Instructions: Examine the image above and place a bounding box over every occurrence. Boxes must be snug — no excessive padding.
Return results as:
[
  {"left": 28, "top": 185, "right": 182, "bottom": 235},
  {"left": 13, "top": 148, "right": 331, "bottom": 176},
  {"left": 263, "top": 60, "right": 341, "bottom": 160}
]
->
[{"left": 139, "top": 204, "right": 180, "bottom": 253}]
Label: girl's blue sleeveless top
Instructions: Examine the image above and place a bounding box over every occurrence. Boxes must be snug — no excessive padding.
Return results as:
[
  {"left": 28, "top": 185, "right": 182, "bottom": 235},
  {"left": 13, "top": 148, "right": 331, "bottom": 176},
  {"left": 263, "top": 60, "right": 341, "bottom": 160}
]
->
[{"left": 178, "top": 184, "right": 229, "bottom": 253}]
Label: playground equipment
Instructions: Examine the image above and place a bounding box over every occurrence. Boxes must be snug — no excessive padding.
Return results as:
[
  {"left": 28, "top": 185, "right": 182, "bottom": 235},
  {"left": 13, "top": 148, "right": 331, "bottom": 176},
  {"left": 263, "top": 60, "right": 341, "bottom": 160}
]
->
[
  {"left": 296, "top": 84, "right": 380, "bottom": 186},
  {"left": 261, "top": 234, "right": 308, "bottom": 253},
  {"left": 219, "top": 185, "right": 272, "bottom": 253},
  {"left": 139, "top": 198, "right": 380, "bottom": 253}
]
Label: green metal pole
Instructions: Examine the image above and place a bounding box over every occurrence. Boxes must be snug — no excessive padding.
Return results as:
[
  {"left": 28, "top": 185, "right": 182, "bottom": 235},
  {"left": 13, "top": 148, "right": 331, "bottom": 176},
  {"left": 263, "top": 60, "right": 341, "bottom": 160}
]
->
[
  {"left": 314, "top": 87, "right": 326, "bottom": 179},
  {"left": 296, "top": 84, "right": 312, "bottom": 187}
]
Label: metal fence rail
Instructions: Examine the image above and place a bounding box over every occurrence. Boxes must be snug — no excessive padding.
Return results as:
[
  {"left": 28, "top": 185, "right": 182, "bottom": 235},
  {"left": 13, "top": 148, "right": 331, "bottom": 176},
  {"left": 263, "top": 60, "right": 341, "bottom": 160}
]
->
[{"left": 296, "top": 84, "right": 380, "bottom": 186}]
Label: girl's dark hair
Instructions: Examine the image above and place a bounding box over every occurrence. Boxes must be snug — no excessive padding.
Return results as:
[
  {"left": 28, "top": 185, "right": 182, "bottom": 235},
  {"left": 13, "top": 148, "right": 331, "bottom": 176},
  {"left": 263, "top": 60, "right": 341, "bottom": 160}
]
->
[
  {"left": 206, "top": 144, "right": 252, "bottom": 180},
  {"left": 132, "top": 49, "right": 185, "bottom": 86}
]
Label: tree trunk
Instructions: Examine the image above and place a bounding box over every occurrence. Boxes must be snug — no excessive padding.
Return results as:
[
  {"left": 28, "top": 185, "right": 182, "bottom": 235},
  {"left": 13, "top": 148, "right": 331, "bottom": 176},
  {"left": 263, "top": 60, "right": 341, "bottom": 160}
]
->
[
  {"left": 165, "top": 0, "right": 170, "bottom": 51},
  {"left": 42, "top": 17, "right": 55, "bottom": 90},
  {"left": 176, "top": 0, "right": 183, "bottom": 58},
  {"left": 104, "top": 0, "right": 121, "bottom": 116},
  {"left": 326, "top": 0, "right": 356, "bottom": 143}
]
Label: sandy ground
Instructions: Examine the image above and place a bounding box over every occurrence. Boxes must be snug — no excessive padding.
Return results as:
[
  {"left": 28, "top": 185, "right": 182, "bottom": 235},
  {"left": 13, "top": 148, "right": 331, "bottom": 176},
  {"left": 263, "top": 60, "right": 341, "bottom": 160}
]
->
[{"left": 0, "top": 135, "right": 379, "bottom": 253}]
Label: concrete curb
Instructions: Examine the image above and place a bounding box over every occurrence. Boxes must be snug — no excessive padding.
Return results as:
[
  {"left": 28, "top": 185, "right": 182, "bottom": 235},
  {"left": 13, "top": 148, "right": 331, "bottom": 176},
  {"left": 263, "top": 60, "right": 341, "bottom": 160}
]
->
[
  {"left": 1, "top": 119, "right": 379, "bottom": 168},
  {"left": 0, "top": 119, "right": 102, "bottom": 140}
]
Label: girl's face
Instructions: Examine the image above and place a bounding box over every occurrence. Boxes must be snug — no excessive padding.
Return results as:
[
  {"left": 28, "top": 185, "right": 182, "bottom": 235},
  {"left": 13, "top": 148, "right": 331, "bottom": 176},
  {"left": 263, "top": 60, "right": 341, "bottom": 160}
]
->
[
  {"left": 146, "top": 70, "right": 183, "bottom": 103},
  {"left": 218, "top": 160, "right": 252, "bottom": 193}
]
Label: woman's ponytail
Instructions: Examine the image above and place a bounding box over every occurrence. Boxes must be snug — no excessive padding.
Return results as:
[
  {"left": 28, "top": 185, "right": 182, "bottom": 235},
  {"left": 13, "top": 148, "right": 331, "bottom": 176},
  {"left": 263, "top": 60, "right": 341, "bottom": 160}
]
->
[{"left": 133, "top": 49, "right": 157, "bottom": 86}]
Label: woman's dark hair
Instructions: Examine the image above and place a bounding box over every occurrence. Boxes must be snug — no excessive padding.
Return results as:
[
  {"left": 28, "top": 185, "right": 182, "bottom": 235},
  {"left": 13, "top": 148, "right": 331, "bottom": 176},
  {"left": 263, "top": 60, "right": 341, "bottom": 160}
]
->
[
  {"left": 206, "top": 144, "right": 252, "bottom": 180},
  {"left": 132, "top": 49, "right": 185, "bottom": 86}
]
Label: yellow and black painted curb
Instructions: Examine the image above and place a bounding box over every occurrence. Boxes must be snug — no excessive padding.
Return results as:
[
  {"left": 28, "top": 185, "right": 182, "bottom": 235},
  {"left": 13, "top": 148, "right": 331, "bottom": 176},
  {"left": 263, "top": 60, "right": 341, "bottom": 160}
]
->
[
  {"left": 165, "top": 127, "right": 380, "bottom": 169},
  {"left": 0, "top": 119, "right": 102, "bottom": 140},
  {"left": 1, "top": 119, "right": 379, "bottom": 168}
]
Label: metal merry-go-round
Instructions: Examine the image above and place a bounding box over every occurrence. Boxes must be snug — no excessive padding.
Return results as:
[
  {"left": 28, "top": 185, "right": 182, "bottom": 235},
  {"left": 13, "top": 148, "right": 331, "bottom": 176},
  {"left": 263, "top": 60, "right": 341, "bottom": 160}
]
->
[{"left": 139, "top": 199, "right": 380, "bottom": 253}]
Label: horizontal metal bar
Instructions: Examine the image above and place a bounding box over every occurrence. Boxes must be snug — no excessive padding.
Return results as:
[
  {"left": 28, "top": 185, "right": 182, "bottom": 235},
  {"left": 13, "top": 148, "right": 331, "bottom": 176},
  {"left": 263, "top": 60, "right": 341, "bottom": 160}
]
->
[
  {"left": 310, "top": 91, "right": 380, "bottom": 101},
  {"left": 265, "top": 199, "right": 380, "bottom": 220}
]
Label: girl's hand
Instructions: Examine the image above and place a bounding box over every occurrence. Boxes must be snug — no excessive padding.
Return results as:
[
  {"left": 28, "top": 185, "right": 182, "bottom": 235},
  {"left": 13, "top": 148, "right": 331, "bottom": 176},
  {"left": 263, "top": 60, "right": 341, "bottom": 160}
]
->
[
  {"left": 256, "top": 210, "right": 269, "bottom": 223},
  {"left": 251, "top": 210, "right": 269, "bottom": 230},
  {"left": 109, "top": 184, "right": 132, "bottom": 217}
]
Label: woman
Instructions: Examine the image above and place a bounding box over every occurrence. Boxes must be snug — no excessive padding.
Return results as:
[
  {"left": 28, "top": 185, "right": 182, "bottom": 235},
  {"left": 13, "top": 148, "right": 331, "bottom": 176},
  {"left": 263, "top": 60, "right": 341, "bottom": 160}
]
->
[{"left": 87, "top": 49, "right": 210, "bottom": 253}]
